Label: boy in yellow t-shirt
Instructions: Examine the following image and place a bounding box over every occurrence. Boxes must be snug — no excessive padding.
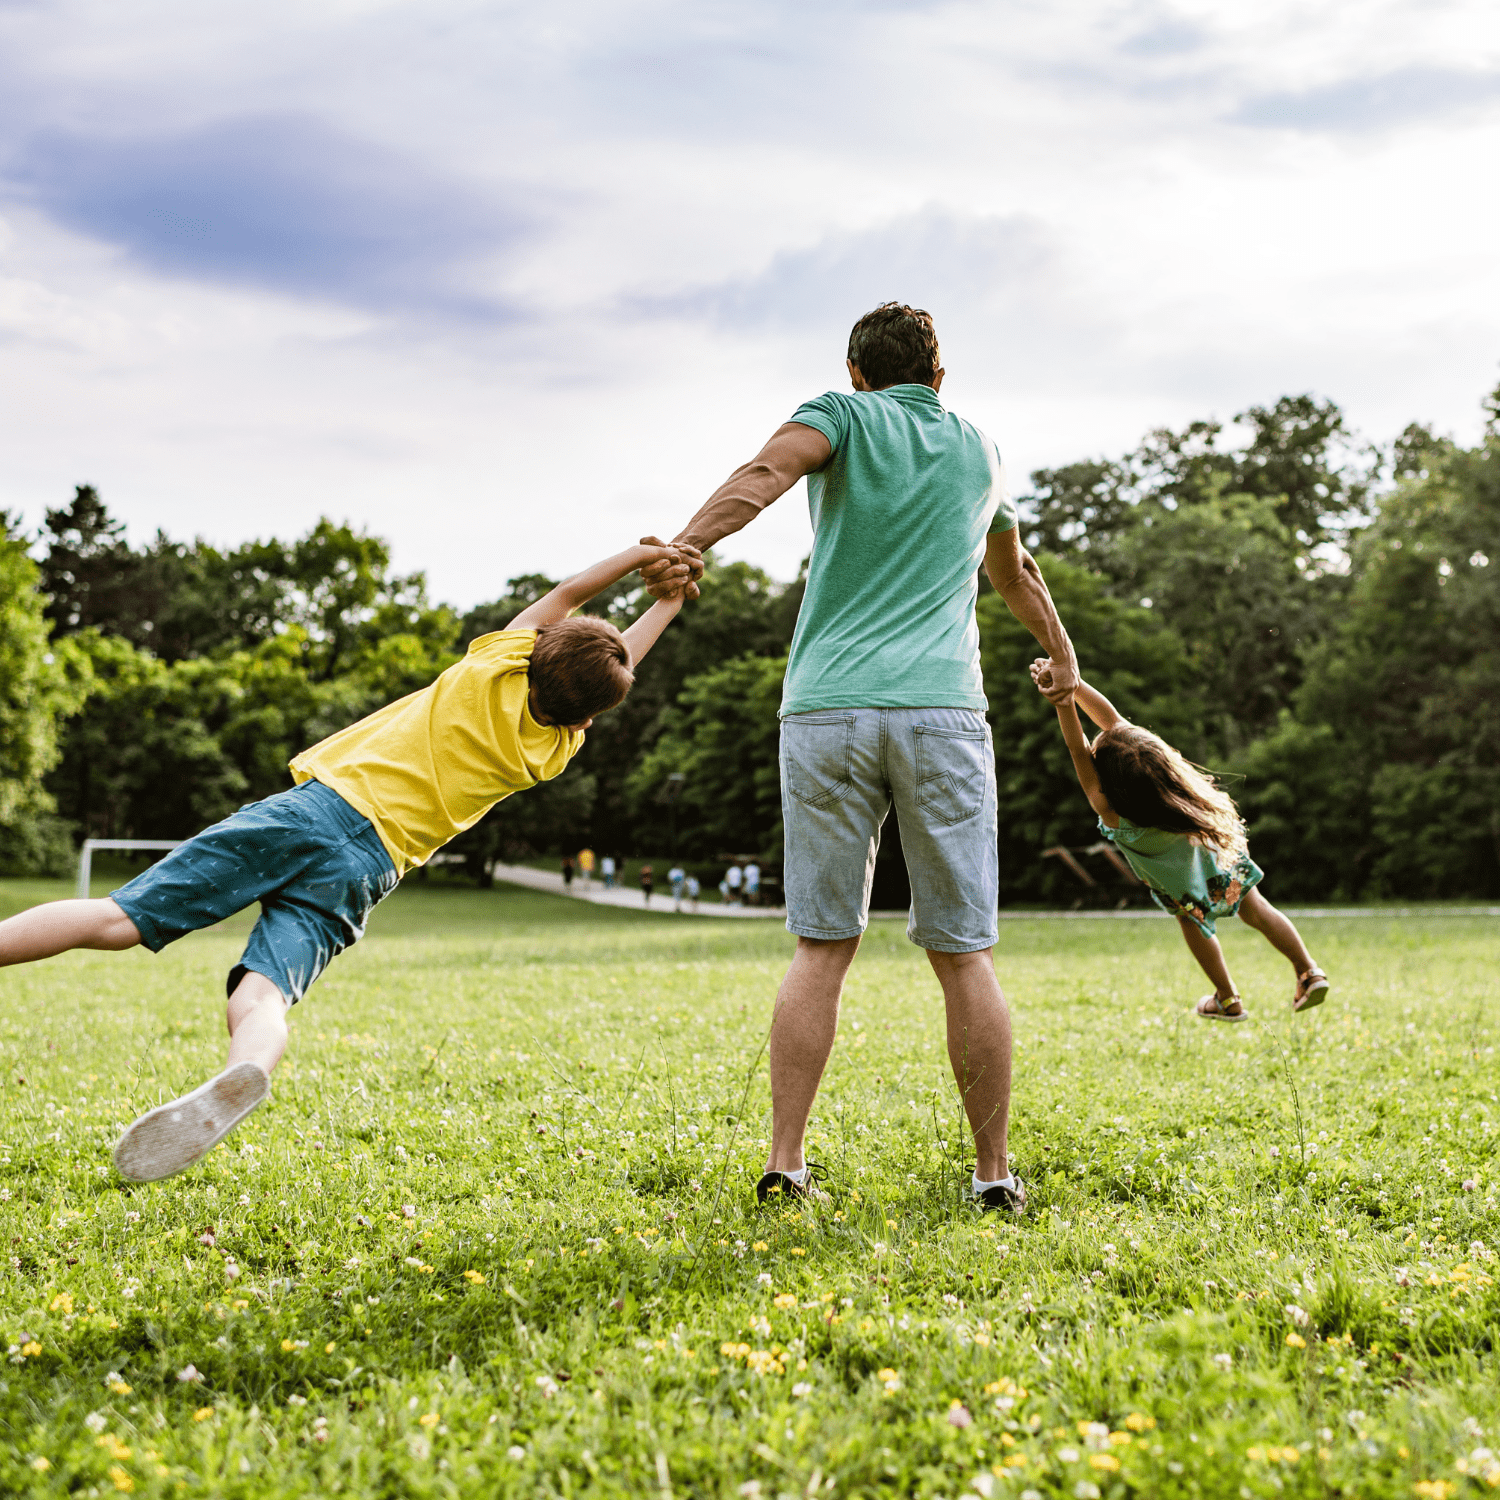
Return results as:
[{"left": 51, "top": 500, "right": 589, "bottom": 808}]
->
[{"left": 0, "top": 540, "right": 700, "bottom": 1183}]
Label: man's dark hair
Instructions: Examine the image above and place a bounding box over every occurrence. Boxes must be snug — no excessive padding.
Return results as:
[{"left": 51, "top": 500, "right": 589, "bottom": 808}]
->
[
  {"left": 846, "top": 303, "right": 941, "bottom": 390},
  {"left": 530, "top": 616, "right": 634, "bottom": 725}
]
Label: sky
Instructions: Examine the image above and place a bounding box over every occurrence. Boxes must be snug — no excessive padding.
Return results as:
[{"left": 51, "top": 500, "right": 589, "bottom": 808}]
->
[{"left": 2, "top": 0, "right": 1498, "bottom": 607}]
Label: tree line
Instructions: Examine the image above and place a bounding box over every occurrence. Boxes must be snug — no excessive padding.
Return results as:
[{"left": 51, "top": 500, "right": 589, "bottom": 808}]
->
[{"left": 0, "top": 381, "right": 1494, "bottom": 902}]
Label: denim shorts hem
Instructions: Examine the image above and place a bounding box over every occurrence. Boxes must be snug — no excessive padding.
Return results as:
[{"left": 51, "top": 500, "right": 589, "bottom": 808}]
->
[
  {"left": 908, "top": 932, "right": 997, "bottom": 954},
  {"left": 227, "top": 961, "right": 295, "bottom": 1005},
  {"left": 785, "top": 918, "right": 867, "bottom": 942},
  {"left": 112, "top": 893, "right": 168, "bottom": 954}
]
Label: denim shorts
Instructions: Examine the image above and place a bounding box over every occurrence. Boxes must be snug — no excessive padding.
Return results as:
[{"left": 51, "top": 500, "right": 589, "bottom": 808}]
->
[
  {"left": 780, "top": 707, "right": 998, "bottom": 952},
  {"left": 111, "top": 781, "right": 399, "bottom": 1004}
]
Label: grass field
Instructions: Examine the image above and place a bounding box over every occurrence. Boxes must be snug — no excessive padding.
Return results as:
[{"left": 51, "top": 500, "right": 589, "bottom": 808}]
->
[{"left": 1, "top": 877, "right": 1496, "bottom": 1499}]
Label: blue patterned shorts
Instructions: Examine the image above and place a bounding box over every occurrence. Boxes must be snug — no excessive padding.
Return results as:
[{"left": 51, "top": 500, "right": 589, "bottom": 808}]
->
[{"left": 111, "top": 781, "right": 399, "bottom": 1003}]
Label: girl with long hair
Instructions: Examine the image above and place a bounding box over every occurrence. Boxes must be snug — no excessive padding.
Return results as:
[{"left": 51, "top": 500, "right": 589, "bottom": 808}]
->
[{"left": 1032, "top": 660, "right": 1328, "bottom": 1021}]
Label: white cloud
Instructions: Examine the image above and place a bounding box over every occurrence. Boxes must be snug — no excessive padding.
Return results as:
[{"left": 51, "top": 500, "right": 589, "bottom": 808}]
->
[{"left": 0, "top": 0, "right": 1497, "bottom": 603}]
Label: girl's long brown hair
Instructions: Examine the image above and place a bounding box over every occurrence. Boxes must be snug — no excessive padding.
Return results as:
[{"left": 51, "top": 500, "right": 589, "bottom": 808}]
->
[{"left": 1090, "top": 724, "right": 1247, "bottom": 854}]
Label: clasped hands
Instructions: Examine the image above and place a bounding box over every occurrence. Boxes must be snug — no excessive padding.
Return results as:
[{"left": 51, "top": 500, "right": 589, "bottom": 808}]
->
[
  {"left": 1029, "top": 656, "right": 1080, "bottom": 705},
  {"left": 637, "top": 535, "right": 705, "bottom": 601}
]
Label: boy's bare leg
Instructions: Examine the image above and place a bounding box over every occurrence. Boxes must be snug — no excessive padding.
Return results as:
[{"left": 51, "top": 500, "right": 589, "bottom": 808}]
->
[
  {"left": 227, "top": 971, "right": 290, "bottom": 1074},
  {"left": 114, "top": 972, "right": 287, "bottom": 1182},
  {"left": 0, "top": 898, "right": 140, "bottom": 965},
  {"left": 1236, "top": 889, "right": 1314, "bottom": 974},
  {"left": 928, "top": 948, "right": 1011, "bottom": 1182},
  {"left": 1176, "top": 915, "right": 1240, "bottom": 1008},
  {"left": 767, "top": 935, "right": 860, "bottom": 1173}
]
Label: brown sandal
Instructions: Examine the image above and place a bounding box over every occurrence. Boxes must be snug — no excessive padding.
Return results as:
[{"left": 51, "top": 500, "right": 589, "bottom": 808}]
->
[
  {"left": 1195, "top": 992, "right": 1248, "bottom": 1022},
  {"left": 1293, "top": 966, "right": 1329, "bottom": 1013}
]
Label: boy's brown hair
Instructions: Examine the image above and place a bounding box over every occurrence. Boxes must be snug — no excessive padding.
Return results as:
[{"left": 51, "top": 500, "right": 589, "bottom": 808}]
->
[{"left": 530, "top": 616, "right": 634, "bottom": 725}]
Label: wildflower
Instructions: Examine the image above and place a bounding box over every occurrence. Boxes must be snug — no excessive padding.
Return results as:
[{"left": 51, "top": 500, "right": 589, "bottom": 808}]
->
[
  {"left": 1089, "top": 1453, "right": 1121, "bottom": 1471},
  {"left": 418, "top": 1412, "right": 440, "bottom": 1428},
  {"left": 107, "top": 1378, "right": 132, "bottom": 1395},
  {"left": 1284, "top": 1303, "right": 1310, "bottom": 1327},
  {"left": 86, "top": 1412, "right": 108, "bottom": 1433},
  {"left": 507, "top": 1445, "right": 526, "bottom": 1461},
  {"left": 464, "top": 1270, "right": 485, "bottom": 1284},
  {"left": 31, "top": 1458, "right": 50, "bottom": 1471},
  {"left": 1286, "top": 1332, "right": 1307, "bottom": 1349},
  {"left": 792, "top": 1382, "right": 812, "bottom": 1398},
  {"left": 1212, "top": 1353, "right": 1233, "bottom": 1371},
  {"left": 876, "top": 1367, "right": 900, "bottom": 1394},
  {"left": 50, "top": 1293, "right": 73, "bottom": 1314},
  {"left": 773, "top": 1293, "right": 797, "bottom": 1309},
  {"left": 1073, "top": 1482, "right": 1101, "bottom": 1499},
  {"left": 1123, "top": 1412, "right": 1155, "bottom": 1431},
  {"left": 287, "top": 1395, "right": 308, "bottom": 1406},
  {"left": 193, "top": 1408, "right": 214, "bottom": 1422},
  {"left": 752, "top": 1241, "right": 769, "bottom": 1252},
  {"left": 325, "top": 1342, "right": 337, "bottom": 1353},
  {"left": 224, "top": 1262, "right": 241, "bottom": 1280},
  {"left": 109, "top": 1465, "right": 135, "bottom": 1492},
  {"left": 756, "top": 1273, "right": 773, "bottom": 1286},
  {"left": 176, "top": 1364, "right": 203, "bottom": 1383},
  {"left": 1058, "top": 1448, "right": 1080, "bottom": 1462},
  {"left": 948, "top": 1402, "right": 973, "bottom": 1428},
  {"left": 790, "top": 1247, "right": 806, "bottom": 1256},
  {"left": 20, "top": 1341, "right": 42, "bottom": 1358},
  {"left": 535, "top": 1375, "right": 559, "bottom": 1398}
]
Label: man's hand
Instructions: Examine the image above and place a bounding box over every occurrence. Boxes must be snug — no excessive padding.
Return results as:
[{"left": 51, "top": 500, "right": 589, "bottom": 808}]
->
[
  {"left": 639, "top": 535, "right": 703, "bottom": 600},
  {"left": 1034, "top": 655, "right": 1078, "bottom": 705}
]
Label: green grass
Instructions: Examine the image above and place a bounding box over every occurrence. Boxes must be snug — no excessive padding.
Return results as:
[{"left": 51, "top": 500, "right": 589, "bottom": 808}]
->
[{"left": 1, "top": 878, "right": 1497, "bottom": 1498}]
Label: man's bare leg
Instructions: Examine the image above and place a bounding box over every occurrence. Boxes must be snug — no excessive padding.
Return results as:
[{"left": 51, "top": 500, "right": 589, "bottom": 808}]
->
[
  {"left": 0, "top": 897, "right": 140, "bottom": 965},
  {"left": 928, "top": 948, "right": 1011, "bottom": 1181},
  {"left": 766, "top": 935, "right": 860, "bottom": 1173}
]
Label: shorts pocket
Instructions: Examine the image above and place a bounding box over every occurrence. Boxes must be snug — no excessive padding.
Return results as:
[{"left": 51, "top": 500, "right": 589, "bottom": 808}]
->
[
  {"left": 781, "top": 714, "right": 856, "bottom": 810},
  {"left": 914, "top": 724, "right": 991, "bottom": 826}
]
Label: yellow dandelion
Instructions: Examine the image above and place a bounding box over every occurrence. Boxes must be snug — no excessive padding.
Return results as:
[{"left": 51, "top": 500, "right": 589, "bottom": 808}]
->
[
  {"left": 50, "top": 1293, "right": 73, "bottom": 1314},
  {"left": 1089, "top": 1453, "right": 1121, "bottom": 1472},
  {"left": 30, "top": 1457, "right": 50, "bottom": 1472},
  {"left": 109, "top": 1465, "right": 135, "bottom": 1492},
  {"left": 325, "top": 1342, "right": 337, "bottom": 1353},
  {"left": 418, "top": 1412, "right": 440, "bottom": 1428},
  {"left": 464, "top": 1270, "right": 485, "bottom": 1284},
  {"left": 773, "top": 1293, "right": 797, "bottom": 1309},
  {"left": 20, "top": 1341, "right": 42, "bottom": 1358},
  {"left": 1124, "top": 1412, "right": 1155, "bottom": 1432},
  {"left": 108, "top": 1379, "right": 132, "bottom": 1395},
  {"left": 193, "top": 1408, "right": 214, "bottom": 1422},
  {"left": 1285, "top": 1332, "right": 1307, "bottom": 1349},
  {"left": 752, "top": 1241, "right": 768, "bottom": 1252}
]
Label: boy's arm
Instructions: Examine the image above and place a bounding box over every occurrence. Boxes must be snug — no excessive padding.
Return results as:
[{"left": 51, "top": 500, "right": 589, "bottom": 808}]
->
[
  {"left": 509, "top": 544, "right": 688, "bottom": 630},
  {"left": 621, "top": 594, "right": 685, "bottom": 666},
  {"left": 1056, "top": 699, "right": 1118, "bottom": 825}
]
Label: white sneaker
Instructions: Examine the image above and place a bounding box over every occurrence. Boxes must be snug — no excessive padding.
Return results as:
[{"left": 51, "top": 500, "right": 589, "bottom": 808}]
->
[{"left": 113, "top": 1062, "right": 270, "bottom": 1182}]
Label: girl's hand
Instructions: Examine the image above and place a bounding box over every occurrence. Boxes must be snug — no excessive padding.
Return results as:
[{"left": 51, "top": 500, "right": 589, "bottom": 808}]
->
[{"left": 1030, "top": 657, "right": 1055, "bottom": 692}]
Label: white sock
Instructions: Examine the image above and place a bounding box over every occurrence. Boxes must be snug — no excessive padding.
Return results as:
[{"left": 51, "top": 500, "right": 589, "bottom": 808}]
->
[
  {"left": 782, "top": 1164, "right": 810, "bottom": 1185},
  {"left": 973, "top": 1172, "right": 1018, "bottom": 1195}
]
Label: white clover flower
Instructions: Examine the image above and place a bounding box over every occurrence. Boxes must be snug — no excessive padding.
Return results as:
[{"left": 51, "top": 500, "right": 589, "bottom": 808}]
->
[
  {"left": 507, "top": 1445, "right": 526, "bottom": 1461},
  {"left": 1284, "top": 1303, "right": 1310, "bottom": 1327},
  {"left": 1212, "top": 1353, "right": 1232, "bottom": 1371},
  {"left": 792, "top": 1382, "right": 812, "bottom": 1398}
]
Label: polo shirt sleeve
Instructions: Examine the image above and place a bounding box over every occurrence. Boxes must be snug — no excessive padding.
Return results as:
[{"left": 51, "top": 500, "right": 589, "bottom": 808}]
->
[
  {"left": 788, "top": 392, "right": 850, "bottom": 452},
  {"left": 987, "top": 452, "right": 1018, "bottom": 533}
]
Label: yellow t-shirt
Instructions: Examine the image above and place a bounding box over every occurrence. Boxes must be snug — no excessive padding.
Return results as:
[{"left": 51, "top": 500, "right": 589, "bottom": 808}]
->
[{"left": 289, "top": 630, "right": 582, "bottom": 875}]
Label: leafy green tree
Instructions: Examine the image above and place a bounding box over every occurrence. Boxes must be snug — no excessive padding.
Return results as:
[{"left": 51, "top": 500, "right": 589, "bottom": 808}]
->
[
  {"left": 1237, "top": 407, "right": 1499, "bottom": 898},
  {"left": 625, "top": 654, "right": 786, "bottom": 862},
  {"left": 0, "top": 520, "right": 91, "bottom": 872}
]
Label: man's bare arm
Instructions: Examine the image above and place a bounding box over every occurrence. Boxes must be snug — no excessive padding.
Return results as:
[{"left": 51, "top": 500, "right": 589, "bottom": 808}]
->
[
  {"left": 639, "top": 423, "right": 833, "bottom": 598},
  {"left": 984, "top": 527, "right": 1078, "bottom": 704}
]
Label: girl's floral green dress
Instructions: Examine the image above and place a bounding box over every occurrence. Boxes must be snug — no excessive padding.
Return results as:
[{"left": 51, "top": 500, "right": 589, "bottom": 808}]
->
[{"left": 1098, "top": 815, "right": 1263, "bottom": 936}]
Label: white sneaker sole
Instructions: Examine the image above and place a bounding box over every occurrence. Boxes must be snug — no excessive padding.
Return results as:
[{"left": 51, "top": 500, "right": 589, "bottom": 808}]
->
[{"left": 113, "top": 1062, "right": 270, "bottom": 1182}]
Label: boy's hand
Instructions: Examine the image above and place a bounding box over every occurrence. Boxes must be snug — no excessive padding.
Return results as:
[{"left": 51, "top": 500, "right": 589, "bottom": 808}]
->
[{"left": 639, "top": 535, "right": 703, "bottom": 600}]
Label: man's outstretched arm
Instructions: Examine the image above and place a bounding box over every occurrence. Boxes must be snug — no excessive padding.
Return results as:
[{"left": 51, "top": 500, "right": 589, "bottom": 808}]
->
[
  {"left": 984, "top": 526, "right": 1079, "bottom": 704},
  {"left": 642, "top": 423, "right": 832, "bottom": 596}
]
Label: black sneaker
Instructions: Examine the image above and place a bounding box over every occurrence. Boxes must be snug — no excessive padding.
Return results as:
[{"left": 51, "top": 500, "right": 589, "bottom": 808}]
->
[
  {"left": 755, "top": 1160, "right": 830, "bottom": 1205},
  {"left": 975, "top": 1176, "right": 1027, "bottom": 1215}
]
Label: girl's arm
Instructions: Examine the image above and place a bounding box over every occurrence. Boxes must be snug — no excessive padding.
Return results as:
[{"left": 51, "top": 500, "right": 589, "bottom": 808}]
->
[
  {"left": 1056, "top": 700, "right": 1118, "bottom": 825},
  {"left": 621, "top": 594, "right": 685, "bottom": 666},
  {"left": 509, "top": 544, "right": 687, "bottom": 630},
  {"left": 1073, "top": 678, "right": 1125, "bottom": 732}
]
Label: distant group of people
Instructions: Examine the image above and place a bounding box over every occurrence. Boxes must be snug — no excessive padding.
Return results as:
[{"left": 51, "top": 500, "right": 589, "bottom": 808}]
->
[{"left": 563, "top": 851, "right": 763, "bottom": 912}]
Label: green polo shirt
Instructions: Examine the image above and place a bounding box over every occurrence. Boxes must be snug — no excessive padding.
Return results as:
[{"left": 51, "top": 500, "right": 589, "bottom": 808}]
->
[{"left": 780, "top": 384, "right": 1016, "bottom": 715}]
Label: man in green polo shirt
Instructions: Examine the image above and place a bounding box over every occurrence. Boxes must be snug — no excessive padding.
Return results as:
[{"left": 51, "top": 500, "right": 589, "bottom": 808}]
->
[{"left": 652, "top": 303, "right": 1078, "bottom": 1214}]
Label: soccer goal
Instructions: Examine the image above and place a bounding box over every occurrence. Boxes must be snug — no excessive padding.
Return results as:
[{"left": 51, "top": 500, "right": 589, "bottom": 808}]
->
[{"left": 76, "top": 839, "right": 183, "bottom": 899}]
